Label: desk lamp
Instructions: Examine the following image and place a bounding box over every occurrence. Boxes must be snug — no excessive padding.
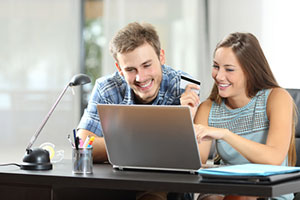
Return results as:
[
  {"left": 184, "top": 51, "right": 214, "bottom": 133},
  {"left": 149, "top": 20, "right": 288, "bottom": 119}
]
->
[{"left": 21, "top": 74, "right": 91, "bottom": 170}]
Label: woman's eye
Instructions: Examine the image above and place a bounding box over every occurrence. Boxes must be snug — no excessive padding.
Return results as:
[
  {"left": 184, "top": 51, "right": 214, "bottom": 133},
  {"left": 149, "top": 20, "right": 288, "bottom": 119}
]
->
[{"left": 212, "top": 65, "right": 219, "bottom": 69}]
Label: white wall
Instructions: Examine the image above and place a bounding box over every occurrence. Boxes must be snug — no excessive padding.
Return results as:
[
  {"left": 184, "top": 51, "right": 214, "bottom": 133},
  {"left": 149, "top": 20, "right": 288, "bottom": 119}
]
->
[
  {"left": 209, "top": 0, "right": 300, "bottom": 89},
  {"left": 0, "top": 0, "right": 81, "bottom": 162},
  {"left": 261, "top": 0, "right": 300, "bottom": 89}
]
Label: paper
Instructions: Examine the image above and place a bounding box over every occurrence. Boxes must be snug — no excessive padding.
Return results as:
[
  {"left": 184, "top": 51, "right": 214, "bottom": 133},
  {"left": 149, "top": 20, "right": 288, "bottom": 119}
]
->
[{"left": 197, "top": 164, "right": 300, "bottom": 176}]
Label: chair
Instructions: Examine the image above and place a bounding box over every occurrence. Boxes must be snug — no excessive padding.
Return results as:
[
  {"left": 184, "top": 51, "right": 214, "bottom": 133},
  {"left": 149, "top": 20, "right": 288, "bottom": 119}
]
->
[
  {"left": 286, "top": 89, "right": 300, "bottom": 200},
  {"left": 286, "top": 89, "right": 300, "bottom": 166}
]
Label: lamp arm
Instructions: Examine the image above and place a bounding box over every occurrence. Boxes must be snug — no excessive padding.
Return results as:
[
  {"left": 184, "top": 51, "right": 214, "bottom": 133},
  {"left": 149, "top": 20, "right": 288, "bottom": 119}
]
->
[{"left": 26, "top": 84, "right": 71, "bottom": 152}]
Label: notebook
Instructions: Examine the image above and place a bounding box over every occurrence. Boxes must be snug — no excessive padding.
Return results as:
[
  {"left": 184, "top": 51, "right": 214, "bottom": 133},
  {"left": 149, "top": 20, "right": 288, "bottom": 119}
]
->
[
  {"left": 198, "top": 164, "right": 300, "bottom": 184},
  {"left": 97, "top": 104, "right": 202, "bottom": 173}
]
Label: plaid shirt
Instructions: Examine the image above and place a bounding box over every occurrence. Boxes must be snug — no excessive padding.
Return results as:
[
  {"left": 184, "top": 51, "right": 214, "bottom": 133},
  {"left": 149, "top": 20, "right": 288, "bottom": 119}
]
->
[{"left": 78, "top": 65, "right": 188, "bottom": 136}]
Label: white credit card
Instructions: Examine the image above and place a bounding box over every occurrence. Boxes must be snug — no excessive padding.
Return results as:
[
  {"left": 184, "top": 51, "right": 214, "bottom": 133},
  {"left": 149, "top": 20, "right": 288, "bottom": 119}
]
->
[{"left": 180, "top": 75, "right": 201, "bottom": 96}]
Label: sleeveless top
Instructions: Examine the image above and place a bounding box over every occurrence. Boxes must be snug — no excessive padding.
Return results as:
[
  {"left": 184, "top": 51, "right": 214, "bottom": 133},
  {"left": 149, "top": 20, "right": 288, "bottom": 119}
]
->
[
  {"left": 209, "top": 89, "right": 289, "bottom": 166},
  {"left": 208, "top": 89, "right": 292, "bottom": 200}
]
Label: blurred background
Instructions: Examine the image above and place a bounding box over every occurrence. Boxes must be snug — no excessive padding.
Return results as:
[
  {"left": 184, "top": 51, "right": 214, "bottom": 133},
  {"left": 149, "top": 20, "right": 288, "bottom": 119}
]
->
[{"left": 1, "top": 0, "right": 300, "bottom": 163}]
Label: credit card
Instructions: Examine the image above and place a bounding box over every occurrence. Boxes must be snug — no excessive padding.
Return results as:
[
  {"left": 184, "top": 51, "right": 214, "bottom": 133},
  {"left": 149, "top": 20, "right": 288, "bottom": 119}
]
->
[{"left": 180, "top": 75, "right": 201, "bottom": 96}]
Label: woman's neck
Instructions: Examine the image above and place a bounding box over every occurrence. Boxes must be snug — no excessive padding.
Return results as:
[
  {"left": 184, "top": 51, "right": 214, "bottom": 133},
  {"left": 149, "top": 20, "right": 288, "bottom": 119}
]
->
[{"left": 225, "top": 95, "right": 251, "bottom": 109}]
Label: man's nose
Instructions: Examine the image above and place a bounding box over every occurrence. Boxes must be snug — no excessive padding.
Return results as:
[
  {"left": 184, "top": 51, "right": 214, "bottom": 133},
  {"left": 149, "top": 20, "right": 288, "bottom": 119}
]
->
[{"left": 135, "top": 70, "right": 146, "bottom": 82}]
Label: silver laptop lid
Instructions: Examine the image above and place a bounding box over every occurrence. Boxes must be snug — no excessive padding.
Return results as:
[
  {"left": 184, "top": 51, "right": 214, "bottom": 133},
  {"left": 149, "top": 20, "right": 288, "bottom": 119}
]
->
[{"left": 97, "top": 104, "right": 202, "bottom": 173}]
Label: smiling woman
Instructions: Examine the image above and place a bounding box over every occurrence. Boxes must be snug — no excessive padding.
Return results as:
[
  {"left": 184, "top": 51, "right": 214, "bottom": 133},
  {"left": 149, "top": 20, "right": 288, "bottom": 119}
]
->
[{"left": 190, "top": 32, "right": 297, "bottom": 200}]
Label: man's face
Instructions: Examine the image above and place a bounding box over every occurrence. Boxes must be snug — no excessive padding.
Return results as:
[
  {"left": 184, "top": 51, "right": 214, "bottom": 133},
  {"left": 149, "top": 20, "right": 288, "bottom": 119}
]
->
[{"left": 116, "top": 42, "right": 165, "bottom": 104}]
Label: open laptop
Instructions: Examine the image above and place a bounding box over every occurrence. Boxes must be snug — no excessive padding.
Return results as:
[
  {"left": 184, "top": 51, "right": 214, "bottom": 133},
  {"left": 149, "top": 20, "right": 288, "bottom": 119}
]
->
[{"left": 97, "top": 104, "right": 202, "bottom": 173}]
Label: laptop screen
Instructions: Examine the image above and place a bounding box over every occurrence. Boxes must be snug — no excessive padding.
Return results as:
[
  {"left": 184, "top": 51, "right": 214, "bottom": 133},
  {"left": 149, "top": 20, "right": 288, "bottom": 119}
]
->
[{"left": 97, "top": 104, "right": 202, "bottom": 173}]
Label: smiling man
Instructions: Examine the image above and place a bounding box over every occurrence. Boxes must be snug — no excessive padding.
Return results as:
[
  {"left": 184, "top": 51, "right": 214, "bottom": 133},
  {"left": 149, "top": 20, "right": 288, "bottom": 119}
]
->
[
  {"left": 77, "top": 21, "right": 197, "bottom": 200},
  {"left": 77, "top": 22, "right": 199, "bottom": 163},
  {"left": 115, "top": 42, "right": 164, "bottom": 104}
]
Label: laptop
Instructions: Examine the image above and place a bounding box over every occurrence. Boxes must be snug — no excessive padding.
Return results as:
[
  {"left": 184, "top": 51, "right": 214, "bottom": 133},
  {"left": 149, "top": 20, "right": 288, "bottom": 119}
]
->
[{"left": 97, "top": 104, "right": 202, "bottom": 173}]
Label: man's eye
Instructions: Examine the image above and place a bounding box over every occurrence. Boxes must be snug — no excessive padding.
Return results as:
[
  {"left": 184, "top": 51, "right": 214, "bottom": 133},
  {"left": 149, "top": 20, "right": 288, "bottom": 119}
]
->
[
  {"left": 144, "top": 64, "right": 151, "bottom": 68},
  {"left": 212, "top": 65, "right": 219, "bottom": 69},
  {"left": 125, "top": 68, "right": 135, "bottom": 72}
]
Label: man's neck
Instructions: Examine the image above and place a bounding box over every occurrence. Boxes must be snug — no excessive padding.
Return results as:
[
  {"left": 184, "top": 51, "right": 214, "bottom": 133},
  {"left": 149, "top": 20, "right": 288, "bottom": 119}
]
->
[{"left": 133, "top": 93, "right": 155, "bottom": 105}]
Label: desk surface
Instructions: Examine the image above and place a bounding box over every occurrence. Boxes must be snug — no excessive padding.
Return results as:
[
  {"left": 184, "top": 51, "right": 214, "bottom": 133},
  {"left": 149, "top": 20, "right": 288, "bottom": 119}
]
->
[{"left": 1, "top": 159, "right": 300, "bottom": 197}]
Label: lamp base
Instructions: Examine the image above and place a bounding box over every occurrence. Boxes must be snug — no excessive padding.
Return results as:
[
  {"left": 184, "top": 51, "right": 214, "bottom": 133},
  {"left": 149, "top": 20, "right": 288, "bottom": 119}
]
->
[{"left": 21, "top": 148, "right": 52, "bottom": 170}]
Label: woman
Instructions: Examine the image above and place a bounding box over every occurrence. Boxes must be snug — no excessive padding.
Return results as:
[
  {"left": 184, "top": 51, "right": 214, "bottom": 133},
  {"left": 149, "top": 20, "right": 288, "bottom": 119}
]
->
[{"left": 181, "top": 32, "right": 297, "bottom": 200}]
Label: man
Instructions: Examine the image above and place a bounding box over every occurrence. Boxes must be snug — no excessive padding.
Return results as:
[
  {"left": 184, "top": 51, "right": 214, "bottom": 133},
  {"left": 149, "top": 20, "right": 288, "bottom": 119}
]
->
[
  {"left": 78, "top": 22, "right": 200, "bottom": 161},
  {"left": 77, "top": 22, "right": 199, "bottom": 200}
]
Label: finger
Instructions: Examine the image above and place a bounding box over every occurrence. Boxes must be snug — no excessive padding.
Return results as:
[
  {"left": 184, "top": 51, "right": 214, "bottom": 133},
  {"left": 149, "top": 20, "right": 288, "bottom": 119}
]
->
[
  {"left": 181, "top": 97, "right": 197, "bottom": 107},
  {"left": 180, "top": 92, "right": 199, "bottom": 106},
  {"left": 185, "top": 84, "right": 200, "bottom": 91},
  {"left": 196, "top": 133, "right": 202, "bottom": 144},
  {"left": 186, "top": 92, "right": 200, "bottom": 106}
]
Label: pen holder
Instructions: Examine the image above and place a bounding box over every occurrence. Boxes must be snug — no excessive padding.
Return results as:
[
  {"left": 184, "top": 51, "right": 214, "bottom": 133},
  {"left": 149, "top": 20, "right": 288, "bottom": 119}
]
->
[{"left": 72, "top": 147, "right": 93, "bottom": 174}]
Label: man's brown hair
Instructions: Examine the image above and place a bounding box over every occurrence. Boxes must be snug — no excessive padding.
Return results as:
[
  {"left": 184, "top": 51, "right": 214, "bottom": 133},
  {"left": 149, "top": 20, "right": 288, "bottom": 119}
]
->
[{"left": 109, "top": 22, "right": 161, "bottom": 62}]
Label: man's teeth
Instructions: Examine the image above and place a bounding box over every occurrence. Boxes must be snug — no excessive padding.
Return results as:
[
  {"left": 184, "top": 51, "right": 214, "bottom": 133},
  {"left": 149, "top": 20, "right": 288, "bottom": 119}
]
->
[{"left": 140, "top": 80, "right": 152, "bottom": 88}]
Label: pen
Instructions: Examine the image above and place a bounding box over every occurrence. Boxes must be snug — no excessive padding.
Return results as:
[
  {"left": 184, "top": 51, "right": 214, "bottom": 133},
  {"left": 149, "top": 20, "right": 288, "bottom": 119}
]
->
[
  {"left": 73, "top": 129, "right": 79, "bottom": 150},
  {"left": 79, "top": 138, "right": 83, "bottom": 148},
  {"left": 82, "top": 135, "right": 90, "bottom": 149},
  {"left": 76, "top": 136, "right": 80, "bottom": 150},
  {"left": 87, "top": 136, "right": 95, "bottom": 148}
]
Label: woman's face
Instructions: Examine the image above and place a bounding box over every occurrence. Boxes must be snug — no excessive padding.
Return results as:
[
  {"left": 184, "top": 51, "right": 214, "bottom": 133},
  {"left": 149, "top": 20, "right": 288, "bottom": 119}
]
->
[{"left": 212, "top": 47, "right": 249, "bottom": 105}]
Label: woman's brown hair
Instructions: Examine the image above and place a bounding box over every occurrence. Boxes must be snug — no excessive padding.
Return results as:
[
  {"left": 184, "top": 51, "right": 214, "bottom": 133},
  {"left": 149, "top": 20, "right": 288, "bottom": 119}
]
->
[{"left": 209, "top": 32, "right": 296, "bottom": 166}]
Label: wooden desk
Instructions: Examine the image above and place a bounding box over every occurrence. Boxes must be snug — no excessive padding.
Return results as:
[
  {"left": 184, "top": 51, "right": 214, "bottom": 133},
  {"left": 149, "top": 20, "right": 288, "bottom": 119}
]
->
[{"left": 1, "top": 159, "right": 300, "bottom": 200}]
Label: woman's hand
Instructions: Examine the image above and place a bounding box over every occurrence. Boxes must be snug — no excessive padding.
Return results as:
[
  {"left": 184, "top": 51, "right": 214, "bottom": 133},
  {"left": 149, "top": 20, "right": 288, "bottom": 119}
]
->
[{"left": 194, "top": 124, "right": 228, "bottom": 143}]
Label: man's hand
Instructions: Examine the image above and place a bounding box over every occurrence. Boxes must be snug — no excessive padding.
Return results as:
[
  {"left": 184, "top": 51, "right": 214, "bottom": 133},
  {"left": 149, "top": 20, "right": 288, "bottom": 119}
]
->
[{"left": 180, "top": 84, "right": 200, "bottom": 119}]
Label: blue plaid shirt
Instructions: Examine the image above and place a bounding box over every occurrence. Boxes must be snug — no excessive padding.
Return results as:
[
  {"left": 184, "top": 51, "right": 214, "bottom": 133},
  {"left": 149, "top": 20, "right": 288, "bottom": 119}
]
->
[{"left": 78, "top": 65, "right": 189, "bottom": 136}]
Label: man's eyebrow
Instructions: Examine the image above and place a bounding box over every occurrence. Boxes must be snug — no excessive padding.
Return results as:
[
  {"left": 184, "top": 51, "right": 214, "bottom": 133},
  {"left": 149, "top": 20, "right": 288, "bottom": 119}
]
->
[
  {"left": 123, "top": 65, "right": 135, "bottom": 70},
  {"left": 141, "top": 59, "right": 152, "bottom": 65}
]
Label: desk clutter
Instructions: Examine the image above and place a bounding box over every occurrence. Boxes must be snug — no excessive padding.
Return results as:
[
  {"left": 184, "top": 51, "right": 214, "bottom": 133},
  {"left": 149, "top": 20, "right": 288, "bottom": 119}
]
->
[{"left": 68, "top": 129, "right": 94, "bottom": 174}]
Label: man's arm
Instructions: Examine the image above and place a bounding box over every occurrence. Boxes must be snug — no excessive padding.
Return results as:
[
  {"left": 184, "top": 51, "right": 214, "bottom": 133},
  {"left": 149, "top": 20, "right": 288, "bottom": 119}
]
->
[{"left": 77, "top": 129, "right": 108, "bottom": 163}]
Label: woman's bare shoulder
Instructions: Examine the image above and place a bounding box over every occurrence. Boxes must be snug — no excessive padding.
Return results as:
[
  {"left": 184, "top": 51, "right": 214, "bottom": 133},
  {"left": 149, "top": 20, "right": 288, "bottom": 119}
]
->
[
  {"left": 199, "top": 99, "right": 213, "bottom": 110},
  {"left": 268, "top": 88, "right": 293, "bottom": 103},
  {"left": 267, "top": 87, "right": 293, "bottom": 115}
]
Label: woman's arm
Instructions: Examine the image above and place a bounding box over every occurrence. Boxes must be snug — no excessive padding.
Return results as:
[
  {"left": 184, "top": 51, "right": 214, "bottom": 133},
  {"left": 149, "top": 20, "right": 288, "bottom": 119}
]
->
[
  {"left": 196, "top": 88, "right": 294, "bottom": 165},
  {"left": 193, "top": 100, "right": 213, "bottom": 164}
]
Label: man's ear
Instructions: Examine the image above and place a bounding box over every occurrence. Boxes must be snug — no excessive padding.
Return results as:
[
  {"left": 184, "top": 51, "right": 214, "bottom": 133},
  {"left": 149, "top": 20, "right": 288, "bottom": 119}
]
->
[
  {"left": 159, "top": 49, "right": 166, "bottom": 65},
  {"left": 115, "top": 62, "right": 124, "bottom": 76}
]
